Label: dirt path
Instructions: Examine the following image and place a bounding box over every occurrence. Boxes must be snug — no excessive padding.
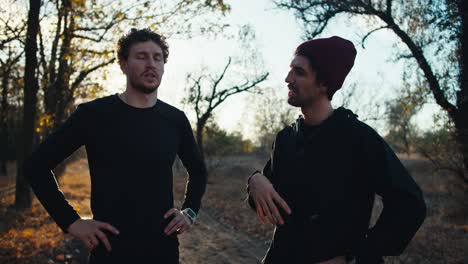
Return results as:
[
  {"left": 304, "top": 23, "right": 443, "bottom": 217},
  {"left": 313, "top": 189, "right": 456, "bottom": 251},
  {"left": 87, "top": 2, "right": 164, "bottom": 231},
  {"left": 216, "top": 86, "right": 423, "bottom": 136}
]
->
[
  {"left": 178, "top": 210, "right": 267, "bottom": 264},
  {"left": 64, "top": 208, "right": 268, "bottom": 264}
]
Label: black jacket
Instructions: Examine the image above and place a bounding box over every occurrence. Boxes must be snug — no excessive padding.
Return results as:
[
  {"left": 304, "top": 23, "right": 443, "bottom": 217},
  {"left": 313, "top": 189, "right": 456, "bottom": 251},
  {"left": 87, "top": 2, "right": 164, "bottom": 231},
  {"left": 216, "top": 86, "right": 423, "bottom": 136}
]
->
[{"left": 248, "top": 107, "right": 426, "bottom": 263}]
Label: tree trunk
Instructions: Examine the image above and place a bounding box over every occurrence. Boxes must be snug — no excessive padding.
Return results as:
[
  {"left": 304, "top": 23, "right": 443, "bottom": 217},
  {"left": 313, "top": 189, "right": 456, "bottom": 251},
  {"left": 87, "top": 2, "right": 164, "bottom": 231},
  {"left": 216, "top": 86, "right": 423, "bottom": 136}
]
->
[
  {"left": 1, "top": 67, "right": 9, "bottom": 177},
  {"left": 454, "top": 113, "right": 468, "bottom": 184},
  {"left": 455, "top": 0, "right": 468, "bottom": 184},
  {"left": 15, "top": 0, "right": 41, "bottom": 209},
  {"left": 196, "top": 120, "right": 206, "bottom": 164},
  {"left": 54, "top": 0, "right": 73, "bottom": 129}
]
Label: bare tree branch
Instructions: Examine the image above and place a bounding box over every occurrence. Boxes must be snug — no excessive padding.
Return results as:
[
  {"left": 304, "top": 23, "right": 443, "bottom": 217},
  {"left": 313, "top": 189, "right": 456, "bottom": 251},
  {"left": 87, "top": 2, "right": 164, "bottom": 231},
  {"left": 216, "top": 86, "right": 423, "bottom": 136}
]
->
[
  {"left": 70, "top": 58, "right": 116, "bottom": 92},
  {"left": 361, "top": 25, "right": 389, "bottom": 48},
  {"left": 184, "top": 57, "right": 269, "bottom": 162},
  {"left": 275, "top": 0, "right": 458, "bottom": 119},
  {"left": 209, "top": 57, "right": 232, "bottom": 109}
]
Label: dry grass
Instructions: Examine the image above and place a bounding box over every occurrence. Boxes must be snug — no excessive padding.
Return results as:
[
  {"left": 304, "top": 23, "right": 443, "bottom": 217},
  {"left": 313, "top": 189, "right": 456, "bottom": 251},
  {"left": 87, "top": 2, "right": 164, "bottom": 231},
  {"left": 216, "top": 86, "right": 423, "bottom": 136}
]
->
[
  {"left": 0, "top": 154, "right": 467, "bottom": 263},
  {"left": 388, "top": 155, "right": 468, "bottom": 264},
  {"left": 0, "top": 159, "right": 91, "bottom": 264},
  {"left": 177, "top": 154, "right": 468, "bottom": 264}
]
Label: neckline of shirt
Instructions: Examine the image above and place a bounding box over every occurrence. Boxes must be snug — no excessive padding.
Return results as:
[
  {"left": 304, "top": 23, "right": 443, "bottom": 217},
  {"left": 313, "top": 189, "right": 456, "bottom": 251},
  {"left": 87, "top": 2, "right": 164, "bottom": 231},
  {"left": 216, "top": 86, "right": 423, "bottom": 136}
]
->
[{"left": 114, "top": 93, "right": 160, "bottom": 111}]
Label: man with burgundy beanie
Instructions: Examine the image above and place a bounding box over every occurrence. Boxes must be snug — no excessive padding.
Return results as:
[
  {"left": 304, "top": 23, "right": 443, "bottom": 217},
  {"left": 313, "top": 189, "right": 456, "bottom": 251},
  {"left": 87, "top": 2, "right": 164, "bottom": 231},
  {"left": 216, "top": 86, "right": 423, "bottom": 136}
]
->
[{"left": 246, "top": 36, "right": 426, "bottom": 263}]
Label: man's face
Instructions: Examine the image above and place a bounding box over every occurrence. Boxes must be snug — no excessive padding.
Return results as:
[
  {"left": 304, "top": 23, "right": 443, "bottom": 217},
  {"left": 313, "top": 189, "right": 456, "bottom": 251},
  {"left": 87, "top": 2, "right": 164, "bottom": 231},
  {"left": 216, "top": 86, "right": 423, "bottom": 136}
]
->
[
  {"left": 120, "top": 41, "right": 165, "bottom": 94},
  {"left": 285, "top": 55, "right": 326, "bottom": 107}
]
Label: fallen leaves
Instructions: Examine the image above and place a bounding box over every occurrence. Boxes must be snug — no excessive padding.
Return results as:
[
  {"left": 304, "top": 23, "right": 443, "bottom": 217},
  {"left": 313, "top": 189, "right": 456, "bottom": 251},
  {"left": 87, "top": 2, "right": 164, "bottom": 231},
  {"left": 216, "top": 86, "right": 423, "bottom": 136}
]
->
[
  {"left": 0, "top": 159, "right": 91, "bottom": 263},
  {"left": 21, "top": 228, "right": 34, "bottom": 238}
]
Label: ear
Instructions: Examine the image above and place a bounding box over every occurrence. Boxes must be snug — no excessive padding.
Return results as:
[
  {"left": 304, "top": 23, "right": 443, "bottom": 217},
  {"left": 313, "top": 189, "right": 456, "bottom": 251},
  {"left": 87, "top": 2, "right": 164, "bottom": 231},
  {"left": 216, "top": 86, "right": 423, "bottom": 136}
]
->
[
  {"left": 318, "top": 81, "right": 328, "bottom": 95},
  {"left": 119, "top": 59, "right": 128, "bottom": 75}
]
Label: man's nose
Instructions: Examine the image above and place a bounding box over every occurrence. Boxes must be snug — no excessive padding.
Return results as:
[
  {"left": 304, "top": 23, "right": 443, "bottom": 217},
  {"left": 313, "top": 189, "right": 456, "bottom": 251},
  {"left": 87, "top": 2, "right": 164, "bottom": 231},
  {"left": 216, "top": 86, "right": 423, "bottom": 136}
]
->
[
  {"left": 285, "top": 71, "right": 293, "bottom": 84},
  {"left": 146, "top": 58, "right": 158, "bottom": 68}
]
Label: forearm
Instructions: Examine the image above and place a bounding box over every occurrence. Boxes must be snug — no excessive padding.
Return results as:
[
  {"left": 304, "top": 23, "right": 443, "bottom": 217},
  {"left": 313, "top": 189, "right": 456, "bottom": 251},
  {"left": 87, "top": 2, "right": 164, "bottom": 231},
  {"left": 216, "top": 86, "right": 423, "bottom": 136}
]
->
[
  {"left": 365, "top": 193, "right": 426, "bottom": 256},
  {"left": 178, "top": 113, "right": 208, "bottom": 214},
  {"left": 25, "top": 156, "right": 80, "bottom": 232},
  {"left": 180, "top": 154, "right": 207, "bottom": 214},
  {"left": 181, "top": 172, "right": 207, "bottom": 214}
]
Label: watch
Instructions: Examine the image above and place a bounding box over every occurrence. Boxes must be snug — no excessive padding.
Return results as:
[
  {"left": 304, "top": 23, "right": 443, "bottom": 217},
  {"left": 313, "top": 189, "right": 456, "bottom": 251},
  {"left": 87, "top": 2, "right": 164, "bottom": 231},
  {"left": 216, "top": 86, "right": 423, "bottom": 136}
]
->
[{"left": 181, "top": 208, "right": 197, "bottom": 224}]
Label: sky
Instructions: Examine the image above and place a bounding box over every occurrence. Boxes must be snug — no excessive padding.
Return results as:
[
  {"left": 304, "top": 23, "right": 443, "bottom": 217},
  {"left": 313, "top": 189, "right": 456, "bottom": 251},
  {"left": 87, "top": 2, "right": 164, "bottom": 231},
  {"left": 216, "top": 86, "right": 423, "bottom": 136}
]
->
[
  {"left": 104, "top": 0, "right": 440, "bottom": 138},
  {"left": 6, "top": 0, "right": 438, "bottom": 137},
  {"left": 105, "top": 0, "right": 304, "bottom": 126}
]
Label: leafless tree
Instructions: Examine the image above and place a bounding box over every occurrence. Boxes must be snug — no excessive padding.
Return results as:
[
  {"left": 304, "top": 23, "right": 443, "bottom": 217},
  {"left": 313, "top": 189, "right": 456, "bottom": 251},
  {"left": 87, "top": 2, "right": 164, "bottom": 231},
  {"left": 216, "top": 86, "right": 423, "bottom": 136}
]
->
[{"left": 184, "top": 57, "right": 269, "bottom": 162}]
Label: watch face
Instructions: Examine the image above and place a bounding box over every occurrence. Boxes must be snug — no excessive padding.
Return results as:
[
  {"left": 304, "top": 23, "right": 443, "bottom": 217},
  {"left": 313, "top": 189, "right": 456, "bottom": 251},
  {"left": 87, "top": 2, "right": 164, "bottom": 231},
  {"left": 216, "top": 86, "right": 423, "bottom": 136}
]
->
[{"left": 186, "top": 208, "right": 196, "bottom": 218}]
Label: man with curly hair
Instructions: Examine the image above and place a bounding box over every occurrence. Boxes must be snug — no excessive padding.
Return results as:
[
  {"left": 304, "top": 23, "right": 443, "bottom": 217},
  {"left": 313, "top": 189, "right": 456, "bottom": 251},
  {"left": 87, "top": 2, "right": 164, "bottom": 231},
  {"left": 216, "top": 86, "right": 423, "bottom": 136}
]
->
[{"left": 26, "top": 28, "right": 207, "bottom": 263}]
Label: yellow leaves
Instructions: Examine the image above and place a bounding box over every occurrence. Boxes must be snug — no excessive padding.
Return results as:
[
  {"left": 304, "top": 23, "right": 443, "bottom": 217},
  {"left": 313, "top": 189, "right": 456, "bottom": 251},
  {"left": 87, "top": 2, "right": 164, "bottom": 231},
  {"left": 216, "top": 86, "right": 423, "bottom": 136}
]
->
[
  {"left": 2, "top": 222, "right": 61, "bottom": 259},
  {"left": 7, "top": 229, "right": 19, "bottom": 238},
  {"left": 36, "top": 113, "right": 54, "bottom": 135},
  {"left": 215, "top": 0, "right": 231, "bottom": 13},
  {"left": 116, "top": 12, "right": 125, "bottom": 20},
  {"left": 48, "top": 240, "right": 57, "bottom": 247},
  {"left": 38, "top": 114, "right": 53, "bottom": 128},
  {"left": 22, "top": 228, "right": 34, "bottom": 238},
  {"left": 71, "top": 0, "right": 86, "bottom": 8},
  {"left": 17, "top": 78, "right": 24, "bottom": 87},
  {"left": 0, "top": 160, "right": 93, "bottom": 261}
]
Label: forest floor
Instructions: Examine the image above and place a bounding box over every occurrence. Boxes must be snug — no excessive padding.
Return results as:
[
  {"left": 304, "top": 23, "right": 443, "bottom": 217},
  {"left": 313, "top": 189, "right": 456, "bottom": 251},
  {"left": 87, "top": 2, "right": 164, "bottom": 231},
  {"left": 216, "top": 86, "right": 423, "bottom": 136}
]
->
[{"left": 0, "top": 154, "right": 467, "bottom": 263}]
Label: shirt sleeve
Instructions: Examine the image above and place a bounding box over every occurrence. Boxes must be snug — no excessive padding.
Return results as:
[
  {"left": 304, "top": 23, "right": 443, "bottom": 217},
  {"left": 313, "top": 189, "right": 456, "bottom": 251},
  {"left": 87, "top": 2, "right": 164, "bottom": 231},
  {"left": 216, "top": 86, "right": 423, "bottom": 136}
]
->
[
  {"left": 25, "top": 104, "right": 89, "bottom": 233},
  {"left": 177, "top": 112, "right": 208, "bottom": 214},
  {"left": 357, "top": 132, "right": 427, "bottom": 260}
]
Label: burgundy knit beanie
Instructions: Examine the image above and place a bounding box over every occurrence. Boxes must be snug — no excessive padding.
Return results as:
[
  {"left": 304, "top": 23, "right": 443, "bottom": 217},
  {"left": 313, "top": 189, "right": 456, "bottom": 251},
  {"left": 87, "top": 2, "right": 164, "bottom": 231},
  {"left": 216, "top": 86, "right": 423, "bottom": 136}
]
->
[{"left": 295, "top": 36, "right": 356, "bottom": 96}]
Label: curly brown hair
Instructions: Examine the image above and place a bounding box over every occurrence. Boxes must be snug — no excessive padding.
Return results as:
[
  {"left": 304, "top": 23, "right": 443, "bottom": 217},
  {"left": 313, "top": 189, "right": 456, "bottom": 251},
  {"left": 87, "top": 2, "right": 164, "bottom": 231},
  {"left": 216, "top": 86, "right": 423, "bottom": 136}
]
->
[{"left": 116, "top": 28, "right": 169, "bottom": 64}]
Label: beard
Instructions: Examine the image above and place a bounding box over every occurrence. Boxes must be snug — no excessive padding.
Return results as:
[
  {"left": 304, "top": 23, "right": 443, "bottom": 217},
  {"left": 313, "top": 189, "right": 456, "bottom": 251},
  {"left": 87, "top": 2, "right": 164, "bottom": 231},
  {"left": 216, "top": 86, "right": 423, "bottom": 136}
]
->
[
  {"left": 287, "top": 88, "right": 314, "bottom": 107},
  {"left": 287, "top": 95, "right": 302, "bottom": 107},
  {"left": 287, "top": 87, "right": 304, "bottom": 107},
  {"left": 130, "top": 78, "right": 159, "bottom": 94}
]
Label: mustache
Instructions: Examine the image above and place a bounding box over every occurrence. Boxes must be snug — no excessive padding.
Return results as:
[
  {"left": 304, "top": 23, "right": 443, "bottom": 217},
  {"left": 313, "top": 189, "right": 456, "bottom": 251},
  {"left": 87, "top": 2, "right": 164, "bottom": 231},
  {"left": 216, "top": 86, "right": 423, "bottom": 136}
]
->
[
  {"left": 141, "top": 71, "right": 158, "bottom": 76},
  {"left": 288, "top": 84, "right": 298, "bottom": 92}
]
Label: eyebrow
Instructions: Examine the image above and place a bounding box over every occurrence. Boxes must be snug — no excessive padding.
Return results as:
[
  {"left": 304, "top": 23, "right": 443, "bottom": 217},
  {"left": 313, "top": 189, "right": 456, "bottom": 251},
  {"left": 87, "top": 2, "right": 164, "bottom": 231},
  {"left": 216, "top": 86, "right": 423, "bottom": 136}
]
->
[
  {"left": 291, "top": 65, "right": 306, "bottom": 72},
  {"left": 135, "top": 51, "right": 163, "bottom": 56}
]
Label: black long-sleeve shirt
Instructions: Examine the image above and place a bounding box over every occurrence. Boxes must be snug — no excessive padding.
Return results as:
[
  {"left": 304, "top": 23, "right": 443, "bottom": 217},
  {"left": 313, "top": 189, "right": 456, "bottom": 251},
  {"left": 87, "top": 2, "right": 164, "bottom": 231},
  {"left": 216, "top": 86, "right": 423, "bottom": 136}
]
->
[
  {"left": 247, "top": 107, "right": 426, "bottom": 263},
  {"left": 25, "top": 94, "right": 207, "bottom": 239}
]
